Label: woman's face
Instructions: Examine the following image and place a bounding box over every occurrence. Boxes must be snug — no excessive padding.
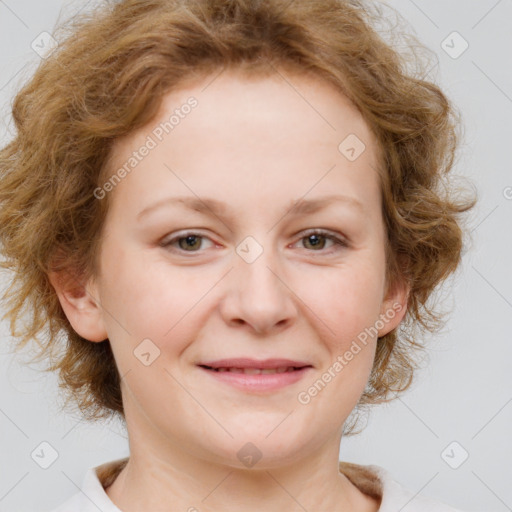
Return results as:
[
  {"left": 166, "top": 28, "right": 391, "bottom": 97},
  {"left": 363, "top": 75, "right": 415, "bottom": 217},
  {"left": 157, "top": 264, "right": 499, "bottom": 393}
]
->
[{"left": 72, "top": 69, "right": 407, "bottom": 467}]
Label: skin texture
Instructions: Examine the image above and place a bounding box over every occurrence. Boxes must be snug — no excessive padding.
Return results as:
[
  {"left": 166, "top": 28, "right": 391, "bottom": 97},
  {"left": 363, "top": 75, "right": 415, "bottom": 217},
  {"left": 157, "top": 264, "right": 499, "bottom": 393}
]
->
[{"left": 49, "top": 69, "right": 408, "bottom": 511}]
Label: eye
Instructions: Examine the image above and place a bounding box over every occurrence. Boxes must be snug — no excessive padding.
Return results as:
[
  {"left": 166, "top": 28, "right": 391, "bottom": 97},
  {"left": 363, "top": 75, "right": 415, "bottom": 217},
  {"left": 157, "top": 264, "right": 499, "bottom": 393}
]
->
[
  {"left": 160, "top": 232, "right": 215, "bottom": 253},
  {"left": 294, "top": 229, "right": 348, "bottom": 254},
  {"left": 160, "top": 229, "right": 349, "bottom": 255}
]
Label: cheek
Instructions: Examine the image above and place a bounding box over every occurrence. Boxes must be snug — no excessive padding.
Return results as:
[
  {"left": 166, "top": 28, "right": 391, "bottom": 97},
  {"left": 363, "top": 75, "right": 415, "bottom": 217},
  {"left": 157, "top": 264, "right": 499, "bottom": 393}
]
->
[
  {"left": 304, "top": 264, "right": 382, "bottom": 410},
  {"left": 97, "top": 244, "right": 213, "bottom": 354},
  {"left": 301, "top": 259, "right": 385, "bottom": 344}
]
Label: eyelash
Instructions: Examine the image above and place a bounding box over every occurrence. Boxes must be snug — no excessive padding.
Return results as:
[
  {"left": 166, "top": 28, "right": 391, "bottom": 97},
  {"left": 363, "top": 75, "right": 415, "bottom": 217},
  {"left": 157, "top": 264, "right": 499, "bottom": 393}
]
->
[{"left": 160, "top": 229, "right": 349, "bottom": 256}]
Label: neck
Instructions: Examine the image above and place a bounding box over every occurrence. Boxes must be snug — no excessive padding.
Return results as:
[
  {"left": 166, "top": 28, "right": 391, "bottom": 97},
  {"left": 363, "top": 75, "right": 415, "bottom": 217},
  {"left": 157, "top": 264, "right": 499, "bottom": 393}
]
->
[
  {"left": 104, "top": 442, "right": 380, "bottom": 511},
  {"left": 103, "top": 397, "right": 381, "bottom": 511}
]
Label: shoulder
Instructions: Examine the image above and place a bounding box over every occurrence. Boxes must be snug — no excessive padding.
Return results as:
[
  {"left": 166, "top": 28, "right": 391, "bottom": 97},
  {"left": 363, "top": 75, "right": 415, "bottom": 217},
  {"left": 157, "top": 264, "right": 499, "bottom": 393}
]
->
[
  {"left": 48, "top": 458, "right": 127, "bottom": 512},
  {"left": 49, "top": 491, "right": 86, "bottom": 512},
  {"left": 339, "top": 461, "right": 468, "bottom": 512}
]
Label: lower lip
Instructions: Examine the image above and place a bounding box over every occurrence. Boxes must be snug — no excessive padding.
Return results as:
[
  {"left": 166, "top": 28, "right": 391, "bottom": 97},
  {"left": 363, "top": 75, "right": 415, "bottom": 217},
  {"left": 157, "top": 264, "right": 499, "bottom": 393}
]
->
[{"left": 198, "top": 366, "right": 311, "bottom": 392}]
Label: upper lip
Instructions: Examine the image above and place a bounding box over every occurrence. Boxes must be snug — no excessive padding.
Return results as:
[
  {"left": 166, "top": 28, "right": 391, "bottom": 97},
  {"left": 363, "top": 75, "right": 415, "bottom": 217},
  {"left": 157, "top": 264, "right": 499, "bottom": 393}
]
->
[{"left": 198, "top": 358, "right": 313, "bottom": 369}]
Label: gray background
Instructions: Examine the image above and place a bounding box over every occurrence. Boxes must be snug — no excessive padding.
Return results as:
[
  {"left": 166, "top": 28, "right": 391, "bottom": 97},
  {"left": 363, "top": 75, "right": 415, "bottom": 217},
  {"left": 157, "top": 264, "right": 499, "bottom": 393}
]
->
[{"left": 0, "top": 1, "right": 511, "bottom": 510}]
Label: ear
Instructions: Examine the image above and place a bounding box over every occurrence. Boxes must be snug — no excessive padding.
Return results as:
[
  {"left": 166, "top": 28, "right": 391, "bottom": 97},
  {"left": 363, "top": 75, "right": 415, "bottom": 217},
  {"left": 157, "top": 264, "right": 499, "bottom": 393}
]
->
[
  {"left": 377, "top": 274, "right": 410, "bottom": 338},
  {"left": 48, "top": 269, "right": 108, "bottom": 342}
]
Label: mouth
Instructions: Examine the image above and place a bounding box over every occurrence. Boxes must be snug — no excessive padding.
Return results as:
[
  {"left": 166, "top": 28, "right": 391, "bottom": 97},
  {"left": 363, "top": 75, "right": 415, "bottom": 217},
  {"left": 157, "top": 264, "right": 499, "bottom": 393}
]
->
[
  {"left": 197, "top": 358, "right": 313, "bottom": 392},
  {"left": 199, "top": 365, "right": 308, "bottom": 375}
]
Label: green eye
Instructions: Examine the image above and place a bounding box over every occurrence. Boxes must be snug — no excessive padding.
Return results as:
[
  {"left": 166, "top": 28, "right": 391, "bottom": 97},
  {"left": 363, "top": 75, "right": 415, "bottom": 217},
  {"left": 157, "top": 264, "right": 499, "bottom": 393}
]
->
[
  {"left": 161, "top": 229, "right": 348, "bottom": 255},
  {"left": 162, "top": 232, "right": 214, "bottom": 252},
  {"left": 297, "top": 229, "right": 348, "bottom": 253},
  {"left": 302, "top": 233, "right": 328, "bottom": 250},
  {"left": 177, "top": 234, "right": 204, "bottom": 251}
]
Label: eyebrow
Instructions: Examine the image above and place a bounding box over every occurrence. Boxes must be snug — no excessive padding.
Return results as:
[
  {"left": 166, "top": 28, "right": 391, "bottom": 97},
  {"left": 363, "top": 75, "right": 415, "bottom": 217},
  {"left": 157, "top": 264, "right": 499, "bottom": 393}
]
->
[{"left": 136, "top": 194, "right": 365, "bottom": 221}]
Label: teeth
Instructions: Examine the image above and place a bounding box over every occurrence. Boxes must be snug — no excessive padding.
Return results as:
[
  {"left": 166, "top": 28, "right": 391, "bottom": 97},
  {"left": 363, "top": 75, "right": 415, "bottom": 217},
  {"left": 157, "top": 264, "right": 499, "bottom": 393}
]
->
[{"left": 213, "top": 366, "right": 298, "bottom": 374}]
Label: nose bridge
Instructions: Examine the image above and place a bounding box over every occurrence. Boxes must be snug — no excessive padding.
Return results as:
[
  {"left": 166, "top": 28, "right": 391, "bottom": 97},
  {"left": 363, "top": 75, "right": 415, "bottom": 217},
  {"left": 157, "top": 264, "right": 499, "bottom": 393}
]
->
[
  {"left": 221, "top": 234, "right": 296, "bottom": 333},
  {"left": 236, "top": 233, "right": 284, "bottom": 301}
]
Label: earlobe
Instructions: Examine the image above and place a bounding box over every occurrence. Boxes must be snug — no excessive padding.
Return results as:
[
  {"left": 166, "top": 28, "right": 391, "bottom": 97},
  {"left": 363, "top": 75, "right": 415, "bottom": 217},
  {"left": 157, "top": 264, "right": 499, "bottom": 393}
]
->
[{"left": 48, "top": 270, "right": 108, "bottom": 342}]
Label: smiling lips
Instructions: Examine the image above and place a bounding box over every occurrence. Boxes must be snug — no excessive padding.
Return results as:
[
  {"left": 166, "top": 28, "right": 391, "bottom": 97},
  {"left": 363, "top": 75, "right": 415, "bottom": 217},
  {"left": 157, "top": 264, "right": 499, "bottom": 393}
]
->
[
  {"left": 198, "top": 358, "right": 313, "bottom": 391},
  {"left": 199, "top": 357, "right": 312, "bottom": 371},
  {"left": 211, "top": 367, "right": 300, "bottom": 374}
]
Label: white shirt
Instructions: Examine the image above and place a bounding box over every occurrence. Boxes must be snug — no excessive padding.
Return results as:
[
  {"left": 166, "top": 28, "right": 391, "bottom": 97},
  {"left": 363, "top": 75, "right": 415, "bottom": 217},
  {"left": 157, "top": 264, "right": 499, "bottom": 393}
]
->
[{"left": 50, "top": 458, "right": 466, "bottom": 511}]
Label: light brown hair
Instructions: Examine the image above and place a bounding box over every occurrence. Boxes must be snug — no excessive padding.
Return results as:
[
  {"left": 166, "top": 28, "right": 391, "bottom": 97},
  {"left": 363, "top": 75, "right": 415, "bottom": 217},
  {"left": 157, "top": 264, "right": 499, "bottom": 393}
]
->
[{"left": 0, "top": 0, "right": 476, "bottom": 433}]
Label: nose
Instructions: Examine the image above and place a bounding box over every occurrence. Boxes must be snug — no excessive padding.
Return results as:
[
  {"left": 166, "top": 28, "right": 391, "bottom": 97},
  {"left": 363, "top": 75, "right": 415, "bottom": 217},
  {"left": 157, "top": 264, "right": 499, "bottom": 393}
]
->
[{"left": 219, "top": 242, "right": 298, "bottom": 336}]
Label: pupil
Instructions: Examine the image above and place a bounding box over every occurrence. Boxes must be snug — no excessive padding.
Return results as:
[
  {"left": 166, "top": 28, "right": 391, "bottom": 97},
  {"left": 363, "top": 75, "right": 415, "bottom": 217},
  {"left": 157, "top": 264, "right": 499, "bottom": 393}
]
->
[
  {"left": 180, "top": 235, "right": 200, "bottom": 250},
  {"left": 307, "top": 234, "right": 324, "bottom": 249}
]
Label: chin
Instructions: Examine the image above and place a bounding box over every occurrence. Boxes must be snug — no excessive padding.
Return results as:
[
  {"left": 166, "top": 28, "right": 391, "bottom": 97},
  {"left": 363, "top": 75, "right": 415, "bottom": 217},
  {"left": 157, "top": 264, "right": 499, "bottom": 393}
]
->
[{"left": 200, "top": 429, "right": 313, "bottom": 470}]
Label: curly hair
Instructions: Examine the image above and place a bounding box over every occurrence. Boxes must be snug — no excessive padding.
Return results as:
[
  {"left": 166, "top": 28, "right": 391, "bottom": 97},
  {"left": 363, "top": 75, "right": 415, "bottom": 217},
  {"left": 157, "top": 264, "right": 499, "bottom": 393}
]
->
[{"left": 0, "top": 0, "right": 476, "bottom": 434}]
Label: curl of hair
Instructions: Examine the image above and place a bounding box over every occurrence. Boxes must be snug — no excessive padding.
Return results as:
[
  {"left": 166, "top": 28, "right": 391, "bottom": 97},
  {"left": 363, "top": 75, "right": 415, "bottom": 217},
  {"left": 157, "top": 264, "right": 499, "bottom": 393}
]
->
[{"left": 0, "top": 0, "right": 476, "bottom": 434}]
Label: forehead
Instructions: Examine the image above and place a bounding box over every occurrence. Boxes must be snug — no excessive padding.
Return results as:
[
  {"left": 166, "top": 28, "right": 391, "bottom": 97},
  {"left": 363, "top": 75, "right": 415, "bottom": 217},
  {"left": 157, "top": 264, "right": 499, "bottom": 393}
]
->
[{"left": 104, "top": 68, "right": 383, "bottom": 221}]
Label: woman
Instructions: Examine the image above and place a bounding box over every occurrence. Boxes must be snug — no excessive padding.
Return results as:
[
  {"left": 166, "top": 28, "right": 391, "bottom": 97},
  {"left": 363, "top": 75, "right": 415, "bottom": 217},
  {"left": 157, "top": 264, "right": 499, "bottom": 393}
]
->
[{"left": 0, "top": 0, "right": 476, "bottom": 510}]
